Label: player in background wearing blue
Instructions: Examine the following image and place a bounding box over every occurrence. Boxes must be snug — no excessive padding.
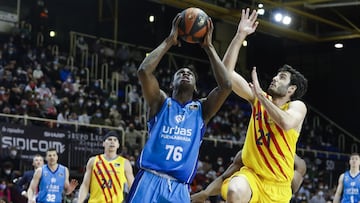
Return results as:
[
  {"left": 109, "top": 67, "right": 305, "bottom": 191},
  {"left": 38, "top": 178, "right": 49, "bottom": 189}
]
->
[
  {"left": 126, "top": 12, "right": 232, "bottom": 203},
  {"left": 333, "top": 153, "right": 360, "bottom": 203},
  {"left": 27, "top": 148, "right": 79, "bottom": 203}
]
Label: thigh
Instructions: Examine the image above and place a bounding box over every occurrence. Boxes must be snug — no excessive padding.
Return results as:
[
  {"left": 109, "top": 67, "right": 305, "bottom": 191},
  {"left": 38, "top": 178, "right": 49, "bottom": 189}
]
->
[{"left": 261, "top": 181, "right": 292, "bottom": 203}]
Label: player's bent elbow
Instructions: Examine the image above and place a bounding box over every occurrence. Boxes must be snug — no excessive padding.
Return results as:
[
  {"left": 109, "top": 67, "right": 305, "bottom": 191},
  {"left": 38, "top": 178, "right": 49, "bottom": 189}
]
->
[
  {"left": 219, "top": 81, "right": 232, "bottom": 92},
  {"left": 137, "top": 67, "right": 147, "bottom": 77},
  {"left": 295, "top": 158, "right": 307, "bottom": 176}
]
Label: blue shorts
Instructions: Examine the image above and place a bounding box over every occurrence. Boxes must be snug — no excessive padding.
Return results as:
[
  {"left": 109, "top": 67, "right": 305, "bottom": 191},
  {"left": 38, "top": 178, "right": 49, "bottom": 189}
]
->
[{"left": 126, "top": 169, "right": 190, "bottom": 203}]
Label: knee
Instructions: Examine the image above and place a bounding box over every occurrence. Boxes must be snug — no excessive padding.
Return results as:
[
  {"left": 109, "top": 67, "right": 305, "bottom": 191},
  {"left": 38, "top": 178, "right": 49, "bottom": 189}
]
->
[
  {"left": 226, "top": 178, "right": 250, "bottom": 203},
  {"left": 227, "top": 186, "right": 241, "bottom": 202}
]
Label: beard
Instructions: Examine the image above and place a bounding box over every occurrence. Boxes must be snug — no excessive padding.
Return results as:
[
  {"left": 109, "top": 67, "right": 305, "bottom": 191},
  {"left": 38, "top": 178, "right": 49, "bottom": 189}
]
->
[{"left": 267, "top": 85, "right": 287, "bottom": 98}]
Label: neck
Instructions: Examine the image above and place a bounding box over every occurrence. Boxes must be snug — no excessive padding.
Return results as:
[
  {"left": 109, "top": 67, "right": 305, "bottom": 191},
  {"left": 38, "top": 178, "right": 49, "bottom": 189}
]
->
[
  {"left": 272, "top": 96, "right": 290, "bottom": 107},
  {"left": 48, "top": 163, "right": 58, "bottom": 171},
  {"left": 350, "top": 168, "right": 359, "bottom": 174},
  {"left": 104, "top": 152, "right": 117, "bottom": 160},
  {"left": 172, "top": 90, "right": 193, "bottom": 104}
]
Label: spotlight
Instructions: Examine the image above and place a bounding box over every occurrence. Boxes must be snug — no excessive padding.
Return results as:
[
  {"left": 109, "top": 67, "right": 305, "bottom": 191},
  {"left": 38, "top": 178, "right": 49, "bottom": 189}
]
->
[
  {"left": 242, "top": 40, "right": 248, "bottom": 47},
  {"left": 257, "top": 9, "right": 265, "bottom": 15},
  {"left": 274, "top": 13, "right": 283, "bottom": 22},
  {"left": 149, "top": 15, "right": 155, "bottom": 23},
  {"left": 257, "top": 4, "right": 265, "bottom": 15},
  {"left": 334, "top": 43, "right": 343, "bottom": 49},
  {"left": 49, "top": 30, "right": 56, "bottom": 37},
  {"left": 273, "top": 11, "right": 292, "bottom": 25},
  {"left": 282, "top": 16, "right": 292, "bottom": 25}
]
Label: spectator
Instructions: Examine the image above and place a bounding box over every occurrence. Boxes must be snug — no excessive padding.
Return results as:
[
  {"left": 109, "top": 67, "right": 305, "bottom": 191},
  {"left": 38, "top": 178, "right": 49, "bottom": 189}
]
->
[
  {"left": 59, "top": 65, "right": 72, "bottom": 82},
  {"left": 0, "top": 179, "right": 11, "bottom": 203},
  {"left": 125, "top": 123, "right": 142, "bottom": 149},
  {"left": 1, "top": 146, "right": 21, "bottom": 172},
  {"left": 32, "top": 63, "right": 44, "bottom": 80},
  {"left": 35, "top": 81, "right": 51, "bottom": 100},
  {"left": 90, "top": 108, "right": 105, "bottom": 125},
  {"left": 309, "top": 190, "right": 326, "bottom": 203}
]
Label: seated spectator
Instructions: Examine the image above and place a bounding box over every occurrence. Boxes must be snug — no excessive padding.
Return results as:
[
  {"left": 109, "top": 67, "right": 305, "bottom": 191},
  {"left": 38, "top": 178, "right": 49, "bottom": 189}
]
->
[
  {"left": 0, "top": 106, "right": 12, "bottom": 123},
  {"left": 35, "top": 81, "right": 51, "bottom": 100},
  {"left": 78, "top": 109, "right": 90, "bottom": 125},
  {"left": 1, "top": 146, "right": 21, "bottom": 172},
  {"left": 125, "top": 123, "right": 142, "bottom": 149},
  {"left": 32, "top": 63, "right": 44, "bottom": 81},
  {"left": 90, "top": 108, "right": 105, "bottom": 125},
  {"left": 0, "top": 179, "right": 11, "bottom": 203},
  {"left": 61, "top": 75, "right": 75, "bottom": 95},
  {"left": 0, "top": 162, "right": 16, "bottom": 183},
  {"left": 24, "top": 80, "right": 37, "bottom": 93}
]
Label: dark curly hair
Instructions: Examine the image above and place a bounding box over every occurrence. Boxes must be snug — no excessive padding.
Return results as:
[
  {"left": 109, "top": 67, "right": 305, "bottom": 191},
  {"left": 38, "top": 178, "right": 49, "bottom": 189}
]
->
[{"left": 278, "top": 64, "right": 308, "bottom": 100}]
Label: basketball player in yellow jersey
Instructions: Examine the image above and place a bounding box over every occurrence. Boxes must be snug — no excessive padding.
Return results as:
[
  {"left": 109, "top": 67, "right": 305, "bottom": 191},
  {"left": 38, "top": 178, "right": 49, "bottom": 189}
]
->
[
  {"left": 221, "top": 8, "right": 307, "bottom": 203},
  {"left": 77, "top": 131, "right": 134, "bottom": 203}
]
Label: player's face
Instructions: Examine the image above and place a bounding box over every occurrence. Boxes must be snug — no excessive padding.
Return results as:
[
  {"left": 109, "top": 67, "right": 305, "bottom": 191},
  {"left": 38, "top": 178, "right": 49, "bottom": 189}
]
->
[
  {"left": 46, "top": 151, "right": 58, "bottom": 165},
  {"left": 349, "top": 155, "right": 360, "bottom": 167},
  {"left": 267, "top": 71, "right": 292, "bottom": 98},
  {"left": 33, "top": 156, "right": 44, "bottom": 168},
  {"left": 172, "top": 68, "right": 196, "bottom": 89},
  {"left": 103, "top": 136, "right": 120, "bottom": 152}
]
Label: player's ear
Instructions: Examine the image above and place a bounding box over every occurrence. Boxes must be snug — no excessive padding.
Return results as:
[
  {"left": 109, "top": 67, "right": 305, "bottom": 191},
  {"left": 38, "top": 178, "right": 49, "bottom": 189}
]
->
[
  {"left": 288, "top": 85, "right": 297, "bottom": 95},
  {"left": 170, "top": 82, "right": 174, "bottom": 90}
]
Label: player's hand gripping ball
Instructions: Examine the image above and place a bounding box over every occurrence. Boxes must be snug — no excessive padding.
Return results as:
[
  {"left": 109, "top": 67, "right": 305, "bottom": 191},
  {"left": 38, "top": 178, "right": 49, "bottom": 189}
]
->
[{"left": 178, "top": 7, "right": 209, "bottom": 43}]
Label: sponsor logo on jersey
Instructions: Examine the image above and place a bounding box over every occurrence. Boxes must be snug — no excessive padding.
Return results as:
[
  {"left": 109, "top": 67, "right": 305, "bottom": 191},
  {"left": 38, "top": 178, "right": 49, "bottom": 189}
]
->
[{"left": 175, "top": 115, "right": 185, "bottom": 123}]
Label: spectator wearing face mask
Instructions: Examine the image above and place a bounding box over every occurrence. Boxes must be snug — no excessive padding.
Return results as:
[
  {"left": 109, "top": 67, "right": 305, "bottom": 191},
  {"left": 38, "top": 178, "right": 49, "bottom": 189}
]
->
[
  {"left": 0, "top": 162, "right": 15, "bottom": 183},
  {"left": 71, "top": 96, "right": 85, "bottom": 115},
  {"left": 125, "top": 123, "right": 142, "bottom": 149},
  {"left": 90, "top": 108, "right": 105, "bottom": 126},
  {"left": 61, "top": 76, "right": 75, "bottom": 96},
  {"left": 24, "top": 80, "right": 37, "bottom": 93},
  {"left": 0, "top": 179, "right": 11, "bottom": 203},
  {"left": 1, "top": 147, "right": 21, "bottom": 172},
  {"left": 35, "top": 82, "right": 51, "bottom": 100},
  {"left": 78, "top": 109, "right": 90, "bottom": 125},
  {"left": 32, "top": 63, "right": 44, "bottom": 80},
  {"left": 309, "top": 190, "right": 326, "bottom": 203}
]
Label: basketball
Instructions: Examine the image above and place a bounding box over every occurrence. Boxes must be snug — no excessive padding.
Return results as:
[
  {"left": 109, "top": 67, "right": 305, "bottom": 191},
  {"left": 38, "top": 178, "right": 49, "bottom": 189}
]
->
[{"left": 178, "top": 7, "right": 209, "bottom": 43}]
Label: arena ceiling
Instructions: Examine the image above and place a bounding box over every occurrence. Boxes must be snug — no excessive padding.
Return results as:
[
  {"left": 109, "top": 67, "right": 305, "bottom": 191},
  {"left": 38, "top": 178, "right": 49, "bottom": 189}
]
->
[{"left": 150, "top": 0, "right": 360, "bottom": 42}]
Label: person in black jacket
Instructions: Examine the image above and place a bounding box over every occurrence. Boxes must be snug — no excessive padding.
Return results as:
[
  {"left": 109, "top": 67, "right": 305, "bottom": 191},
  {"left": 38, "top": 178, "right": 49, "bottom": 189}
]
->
[{"left": 16, "top": 154, "right": 43, "bottom": 199}]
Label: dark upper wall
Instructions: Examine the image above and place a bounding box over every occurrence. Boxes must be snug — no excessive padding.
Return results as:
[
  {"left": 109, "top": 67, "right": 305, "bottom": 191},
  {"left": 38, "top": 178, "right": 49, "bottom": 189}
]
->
[{"left": 20, "top": 0, "right": 359, "bottom": 135}]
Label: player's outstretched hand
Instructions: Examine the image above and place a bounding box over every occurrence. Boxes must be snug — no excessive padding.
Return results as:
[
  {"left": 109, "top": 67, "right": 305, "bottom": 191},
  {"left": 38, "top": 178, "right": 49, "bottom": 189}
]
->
[{"left": 237, "top": 8, "right": 259, "bottom": 36}]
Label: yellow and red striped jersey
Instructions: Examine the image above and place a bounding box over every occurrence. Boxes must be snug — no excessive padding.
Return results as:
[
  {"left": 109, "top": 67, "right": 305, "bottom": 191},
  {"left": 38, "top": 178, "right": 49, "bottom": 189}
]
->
[
  {"left": 89, "top": 154, "right": 127, "bottom": 203},
  {"left": 242, "top": 96, "right": 299, "bottom": 183}
]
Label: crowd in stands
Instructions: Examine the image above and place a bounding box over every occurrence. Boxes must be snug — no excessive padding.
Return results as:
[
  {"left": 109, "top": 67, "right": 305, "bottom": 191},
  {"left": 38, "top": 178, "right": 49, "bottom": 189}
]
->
[{"left": 0, "top": 22, "right": 354, "bottom": 202}]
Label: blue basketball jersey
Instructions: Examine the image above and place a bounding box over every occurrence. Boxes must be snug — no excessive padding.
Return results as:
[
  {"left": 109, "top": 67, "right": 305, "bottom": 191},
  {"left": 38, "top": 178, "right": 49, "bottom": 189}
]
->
[
  {"left": 341, "top": 171, "right": 360, "bottom": 203},
  {"left": 37, "top": 164, "right": 66, "bottom": 203},
  {"left": 138, "top": 98, "right": 205, "bottom": 183}
]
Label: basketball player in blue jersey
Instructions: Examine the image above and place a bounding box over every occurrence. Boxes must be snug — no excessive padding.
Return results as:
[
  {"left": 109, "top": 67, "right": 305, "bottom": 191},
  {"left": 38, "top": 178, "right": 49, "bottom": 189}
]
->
[
  {"left": 126, "top": 12, "right": 232, "bottom": 203},
  {"left": 333, "top": 153, "right": 360, "bottom": 203},
  {"left": 27, "top": 148, "right": 79, "bottom": 203}
]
